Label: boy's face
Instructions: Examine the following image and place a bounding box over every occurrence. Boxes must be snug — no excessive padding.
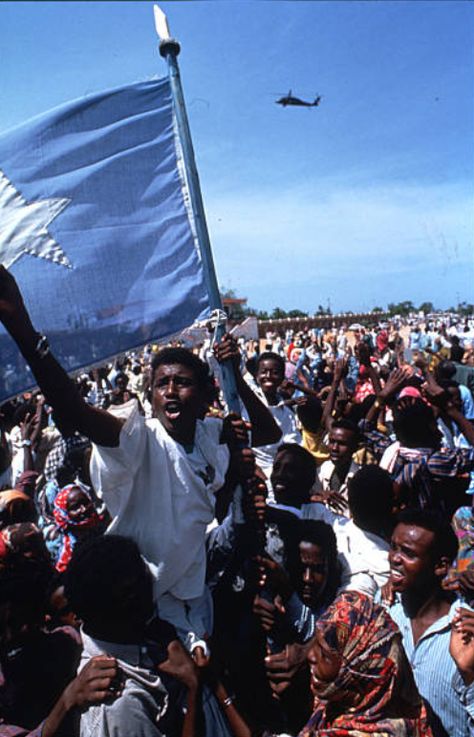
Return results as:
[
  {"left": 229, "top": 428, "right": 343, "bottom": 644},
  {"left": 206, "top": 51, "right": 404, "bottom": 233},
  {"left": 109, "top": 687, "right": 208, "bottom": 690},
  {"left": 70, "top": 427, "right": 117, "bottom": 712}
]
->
[
  {"left": 389, "top": 523, "right": 437, "bottom": 593},
  {"left": 256, "top": 359, "right": 284, "bottom": 397},
  {"left": 328, "top": 427, "right": 356, "bottom": 465},
  {"left": 299, "top": 541, "right": 328, "bottom": 607},
  {"left": 152, "top": 363, "right": 203, "bottom": 440},
  {"left": 271, "top": 449, "right": 311, "bottom": 505}
]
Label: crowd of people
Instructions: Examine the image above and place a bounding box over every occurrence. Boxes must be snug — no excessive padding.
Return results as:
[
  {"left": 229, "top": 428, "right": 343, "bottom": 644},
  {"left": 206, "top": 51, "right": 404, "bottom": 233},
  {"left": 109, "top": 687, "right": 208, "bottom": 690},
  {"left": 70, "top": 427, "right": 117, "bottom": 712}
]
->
[{"left": 0, "top": 262, "right": 474, "bottom": 737}]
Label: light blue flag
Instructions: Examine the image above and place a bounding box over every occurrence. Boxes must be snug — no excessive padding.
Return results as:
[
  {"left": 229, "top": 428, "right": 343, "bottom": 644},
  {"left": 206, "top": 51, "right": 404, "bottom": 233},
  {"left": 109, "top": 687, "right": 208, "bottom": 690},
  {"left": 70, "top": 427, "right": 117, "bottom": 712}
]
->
[{"left": 0, "top": 78, "right": 210, "bottom": 401}]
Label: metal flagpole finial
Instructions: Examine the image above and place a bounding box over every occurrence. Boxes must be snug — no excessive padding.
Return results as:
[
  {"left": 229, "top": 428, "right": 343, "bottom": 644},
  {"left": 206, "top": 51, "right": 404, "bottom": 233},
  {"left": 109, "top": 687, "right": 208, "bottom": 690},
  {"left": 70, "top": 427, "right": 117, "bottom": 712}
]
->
[{"left": 153, "top": 5, "right": 181, "bottom": 57}]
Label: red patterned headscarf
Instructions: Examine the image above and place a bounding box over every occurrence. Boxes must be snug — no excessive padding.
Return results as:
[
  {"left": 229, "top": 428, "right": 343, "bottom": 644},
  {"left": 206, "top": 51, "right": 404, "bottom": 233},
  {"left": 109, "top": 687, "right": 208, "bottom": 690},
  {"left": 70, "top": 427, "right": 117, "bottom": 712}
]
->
[
  {"left": 300, "top": 591, "right": 433, "bottom": 737},
  {"left": 53, "top": 484, "right": 102, "bottom": 572}
]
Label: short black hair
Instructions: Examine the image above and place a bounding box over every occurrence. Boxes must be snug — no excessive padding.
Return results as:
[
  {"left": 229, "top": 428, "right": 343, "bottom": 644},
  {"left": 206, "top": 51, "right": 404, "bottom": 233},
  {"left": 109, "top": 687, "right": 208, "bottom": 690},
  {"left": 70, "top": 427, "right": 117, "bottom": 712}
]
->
[
  {"left": 276, "top": 443, "right": 317, "bottom": 489},
  {"left": 256, "top": 352, "right": 285, "bottom": 374},
  {"left": 151, "top": 347, "right": 212, "bottom": 391},
  {"left": 298, "top": 519, "right": 338, "bottom": 558},
  {"left": 393, "top": 399, "right": 437, "bottom": 447},
  {"left": 64, "top": 535, "right": 150, "bottom": 626},
  {"left": 348, "top": 466, "right": 394, "bottom": 530},
  {"left": 330, "top": 418, "right": 360, "bottom": 444},
  {"left": 435, "top": 360, "right": 457, "bottom": 381},
  {"left": 396, "top": 508, "right": 458, "bottom": 564}
]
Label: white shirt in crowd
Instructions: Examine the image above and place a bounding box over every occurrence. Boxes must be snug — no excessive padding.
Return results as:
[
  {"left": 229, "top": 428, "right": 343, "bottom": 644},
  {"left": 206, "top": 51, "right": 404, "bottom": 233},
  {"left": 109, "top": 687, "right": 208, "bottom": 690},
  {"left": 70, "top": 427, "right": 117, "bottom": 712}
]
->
[
  {"left": 301, "top": 502, "right": 390, "bottom": 598},
  {"left": 90, "top": 400, "right": 230, "bottom": 645}
]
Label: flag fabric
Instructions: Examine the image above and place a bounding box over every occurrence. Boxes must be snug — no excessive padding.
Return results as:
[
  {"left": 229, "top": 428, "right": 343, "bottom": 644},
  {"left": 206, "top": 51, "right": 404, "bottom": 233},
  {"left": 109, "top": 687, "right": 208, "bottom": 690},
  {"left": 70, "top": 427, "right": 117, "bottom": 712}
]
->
[{"left": 0, "top": 78, "right": 210, "bottom": 401}]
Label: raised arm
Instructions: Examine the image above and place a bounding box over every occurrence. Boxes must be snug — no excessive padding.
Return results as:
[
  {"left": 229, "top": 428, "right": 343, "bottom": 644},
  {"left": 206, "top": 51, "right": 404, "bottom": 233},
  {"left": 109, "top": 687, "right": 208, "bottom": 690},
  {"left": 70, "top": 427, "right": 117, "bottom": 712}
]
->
[
  {"left": 214, "top": 334, "right": 281, "bottom": 447},
  {"left": 0, "top": 267, "right": 122, "bottom": 447},
  {"left": 322, "top": 358, "right": 346, "bottom": 432},
  {"left": 357, "top": 341, "right": 382, "bottom": 395},
  {"left": 364, "top": 366, "right": 408, "bottom": 425},
  {"left": 422, "top": 371, "right": 474, "bottom": 448}
]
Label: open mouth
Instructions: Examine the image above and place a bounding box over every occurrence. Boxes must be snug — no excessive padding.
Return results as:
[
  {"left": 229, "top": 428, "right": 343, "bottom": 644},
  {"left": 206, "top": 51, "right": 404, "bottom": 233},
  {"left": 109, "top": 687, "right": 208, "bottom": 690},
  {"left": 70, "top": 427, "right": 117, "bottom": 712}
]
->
[
  {"left": 164, "top": 402, "right": 182, "bottom": 421},
  {"left": 390, "top": 569, "right": 405, "bottom": 584}
]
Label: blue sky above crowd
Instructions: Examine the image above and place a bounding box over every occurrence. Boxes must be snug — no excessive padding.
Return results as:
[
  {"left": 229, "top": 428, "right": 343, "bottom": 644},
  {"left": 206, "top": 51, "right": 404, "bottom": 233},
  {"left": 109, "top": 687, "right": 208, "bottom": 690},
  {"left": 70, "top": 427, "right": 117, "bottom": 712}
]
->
[{"left": 0, "top": 1, "right": 472, "bottom": 314}]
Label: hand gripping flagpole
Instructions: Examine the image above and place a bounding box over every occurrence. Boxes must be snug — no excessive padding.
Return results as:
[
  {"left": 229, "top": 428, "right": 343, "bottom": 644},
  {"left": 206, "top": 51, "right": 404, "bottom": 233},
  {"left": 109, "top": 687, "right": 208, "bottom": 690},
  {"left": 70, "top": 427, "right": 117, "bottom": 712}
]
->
[{"left": 154, "top": 5, "right": 240, "bottom": 414}]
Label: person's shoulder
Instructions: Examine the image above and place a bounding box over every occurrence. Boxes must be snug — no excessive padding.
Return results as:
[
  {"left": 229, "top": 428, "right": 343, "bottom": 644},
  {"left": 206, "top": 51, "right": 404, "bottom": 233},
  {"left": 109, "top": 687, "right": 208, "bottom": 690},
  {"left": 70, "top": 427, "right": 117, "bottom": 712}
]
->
[
  {"left": 266, "top": 505, "right": 301, "bottom": 527},
  {"left": 354, "top": 525, "right": 390, "bottom": 553}
]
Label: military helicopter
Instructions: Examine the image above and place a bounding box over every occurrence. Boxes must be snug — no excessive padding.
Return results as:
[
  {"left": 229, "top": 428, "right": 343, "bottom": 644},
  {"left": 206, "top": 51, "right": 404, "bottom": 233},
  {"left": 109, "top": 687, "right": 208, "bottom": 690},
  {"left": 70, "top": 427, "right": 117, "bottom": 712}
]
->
[{"left": 275, "top": 91, "right": 322, "bottom": 108}]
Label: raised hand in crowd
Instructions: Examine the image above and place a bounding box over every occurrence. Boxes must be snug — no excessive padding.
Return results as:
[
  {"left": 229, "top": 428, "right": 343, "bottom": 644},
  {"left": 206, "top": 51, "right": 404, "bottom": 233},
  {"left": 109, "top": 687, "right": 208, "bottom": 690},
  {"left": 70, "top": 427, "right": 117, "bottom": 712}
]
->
[
  {"left": 213, "top": 332, "right": 241, "bottom": 369},
  {"left": 364, "top": 366, "right": 409, "bottom": 425},
  {"left": 421, "top": 371, "right": 450, "bottom": 407},
  {"left": 422, "top": 372, "right": 474, "bottom": 447},
  {"left": 214, "top": 332, "right": 282, "bottom": 447},
  {"left": 332, "top": 357, "right": 348, "bottom": 383},
  {"left": 450, "top": 608, "right": 474, "bottom": 685},
  {"left": 378, "top": 366, "right": 410, "bottom": 401}
]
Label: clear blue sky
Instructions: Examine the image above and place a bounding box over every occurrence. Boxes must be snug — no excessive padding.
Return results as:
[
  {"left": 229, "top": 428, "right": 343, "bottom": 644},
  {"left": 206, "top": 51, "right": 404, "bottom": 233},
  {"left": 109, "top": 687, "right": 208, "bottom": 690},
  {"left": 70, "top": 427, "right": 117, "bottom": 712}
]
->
[{"left": 1, "top": 1, "right": 472, "bottom": 314}]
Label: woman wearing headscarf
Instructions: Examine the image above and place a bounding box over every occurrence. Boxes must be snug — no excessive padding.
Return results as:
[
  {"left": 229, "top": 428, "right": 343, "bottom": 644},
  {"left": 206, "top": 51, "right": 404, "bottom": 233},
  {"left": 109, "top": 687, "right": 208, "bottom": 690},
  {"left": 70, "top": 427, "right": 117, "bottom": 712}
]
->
[
  {"left": 52, "top": 483, "right": 104, "bottom": 572},
  {"left": 300, "top": 591, "right": 432, "bottom": 737}
]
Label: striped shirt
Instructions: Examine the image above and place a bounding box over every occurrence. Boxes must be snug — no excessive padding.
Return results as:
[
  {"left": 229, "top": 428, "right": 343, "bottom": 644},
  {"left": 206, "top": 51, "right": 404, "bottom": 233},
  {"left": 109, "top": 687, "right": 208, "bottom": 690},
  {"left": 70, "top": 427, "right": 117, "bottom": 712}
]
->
[
  {"left": 388, "top": 598, "right": 469, "bottom": 737},
  {"left": 360, "top": 421, "right": 474, "bottom": 509}
]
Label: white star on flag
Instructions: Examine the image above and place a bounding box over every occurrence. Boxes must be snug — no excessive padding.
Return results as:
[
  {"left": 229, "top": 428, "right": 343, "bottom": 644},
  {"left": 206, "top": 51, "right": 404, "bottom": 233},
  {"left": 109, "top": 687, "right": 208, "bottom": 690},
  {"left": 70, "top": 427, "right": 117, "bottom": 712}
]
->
[{"left": 0, "top": 168, "right": 72, "bottom": 270}]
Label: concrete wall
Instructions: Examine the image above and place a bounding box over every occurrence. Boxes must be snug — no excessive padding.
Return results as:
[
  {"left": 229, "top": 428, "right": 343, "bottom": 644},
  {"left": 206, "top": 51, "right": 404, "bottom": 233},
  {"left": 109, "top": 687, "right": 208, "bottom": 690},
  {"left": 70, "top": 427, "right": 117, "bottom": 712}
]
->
[{"left": 257, "top": 313, "right": 390, "bottom": 337}]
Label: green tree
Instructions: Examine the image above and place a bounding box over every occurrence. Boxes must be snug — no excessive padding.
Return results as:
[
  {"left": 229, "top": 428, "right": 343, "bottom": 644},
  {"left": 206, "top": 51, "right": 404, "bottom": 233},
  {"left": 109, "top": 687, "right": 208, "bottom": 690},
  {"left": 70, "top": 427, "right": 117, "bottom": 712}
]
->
[
  {"left": 418, "top": 302, "right": 434, "bottom": 314},
  {"left": 371, "top": 306, "right": 384, "bottom": 313},
  {"left": 287, "top": 309, "right": 308, "bottom": 318},
  {"left": 271, "top": 307, "right": 287, "bottom": 319},
  {"left": 387, "top": 300, "right": 414, "bottom": 317},
  {"left": 456, "top": 302, "right": 474, "bottom": 317}
]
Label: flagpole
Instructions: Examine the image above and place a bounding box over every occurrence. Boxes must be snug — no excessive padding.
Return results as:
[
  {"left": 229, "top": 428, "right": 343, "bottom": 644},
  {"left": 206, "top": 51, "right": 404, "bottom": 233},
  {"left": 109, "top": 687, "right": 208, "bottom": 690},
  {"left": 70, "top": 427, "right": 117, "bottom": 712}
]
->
[{"left": 154, "top": 5, "right": 240, "bottom": 413}]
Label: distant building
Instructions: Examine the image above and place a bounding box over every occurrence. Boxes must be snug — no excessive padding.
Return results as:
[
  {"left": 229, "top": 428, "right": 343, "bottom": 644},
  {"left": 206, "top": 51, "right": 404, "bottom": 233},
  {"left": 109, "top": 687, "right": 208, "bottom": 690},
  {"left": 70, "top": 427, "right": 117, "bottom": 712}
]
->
[{"left": 221, "top": 295, "right": 247, "bottom": 321}]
